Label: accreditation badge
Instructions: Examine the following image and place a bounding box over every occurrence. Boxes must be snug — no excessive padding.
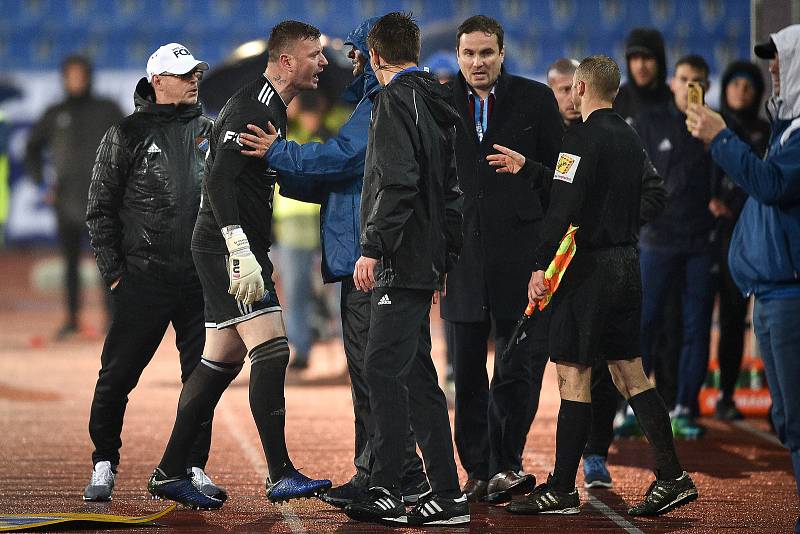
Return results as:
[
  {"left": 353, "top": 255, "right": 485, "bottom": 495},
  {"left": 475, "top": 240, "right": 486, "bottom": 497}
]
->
[{"left": 554, "top": 152, "right": 581, "bottom": 183}]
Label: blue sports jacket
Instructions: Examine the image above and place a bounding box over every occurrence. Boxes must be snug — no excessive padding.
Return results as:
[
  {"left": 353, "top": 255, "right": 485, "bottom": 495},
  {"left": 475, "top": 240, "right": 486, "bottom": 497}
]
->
[
  {"left": 711, "top": 118, "right": 800, "bottom": 298},
  {"left": 269, "top": 17, "right": 380, "bottom": 282}
]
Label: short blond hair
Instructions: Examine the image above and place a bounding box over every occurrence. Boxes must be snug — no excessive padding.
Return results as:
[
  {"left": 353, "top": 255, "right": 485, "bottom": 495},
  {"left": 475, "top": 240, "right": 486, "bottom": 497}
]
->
[{"left": 576, "top": 55, "right": 621, "bottom": 102}]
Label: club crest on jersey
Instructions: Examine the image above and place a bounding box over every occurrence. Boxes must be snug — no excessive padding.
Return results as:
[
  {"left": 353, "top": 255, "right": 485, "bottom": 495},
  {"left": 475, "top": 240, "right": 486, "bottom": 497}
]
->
[
  {"left": 224, "top": 131, "right": 242, "bottom": 146},
  {"left": 554, "top": 152, "right": 581, "bottom": 183}
]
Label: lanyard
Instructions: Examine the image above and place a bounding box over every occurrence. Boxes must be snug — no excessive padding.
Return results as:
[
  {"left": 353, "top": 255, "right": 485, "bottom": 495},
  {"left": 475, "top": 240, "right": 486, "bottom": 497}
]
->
[{"left": 471, "top": 93, "right": 490, "bottom": 142}]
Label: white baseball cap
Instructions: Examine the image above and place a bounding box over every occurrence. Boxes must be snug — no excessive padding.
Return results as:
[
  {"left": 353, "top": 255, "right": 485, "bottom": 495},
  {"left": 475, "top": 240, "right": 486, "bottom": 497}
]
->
[{"left": 146, "top": 43, "right": 209, "bottom": 83}]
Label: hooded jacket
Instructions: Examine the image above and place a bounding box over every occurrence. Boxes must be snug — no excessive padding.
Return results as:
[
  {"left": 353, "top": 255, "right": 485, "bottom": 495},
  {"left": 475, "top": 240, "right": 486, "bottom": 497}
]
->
[
  {"left": 710, "top": 24, "right": 800, "bottom": 298},
  {"left": 360, "top": 70, "right": 463, "bottom": 290},
  {"left": 713, "top": 60, "right": 771, "bottom": 224},
  {"left": 86, "top": 79, "right": 213, "bottom": 286},
  {"left": 266, "top": 17, "right": 381, "bottom": 282},
  {"left": 25, "top": 86, "right": 123, "bottom": 224},
  {"left": 614, "top": 27, "right": 672, "bottom": 123}
]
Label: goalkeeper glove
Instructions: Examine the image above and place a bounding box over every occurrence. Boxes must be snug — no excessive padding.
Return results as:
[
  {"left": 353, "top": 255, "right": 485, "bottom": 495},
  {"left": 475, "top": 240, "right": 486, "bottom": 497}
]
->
[{"left": 222, "top": 226, "right": 265, "bottom": 305}]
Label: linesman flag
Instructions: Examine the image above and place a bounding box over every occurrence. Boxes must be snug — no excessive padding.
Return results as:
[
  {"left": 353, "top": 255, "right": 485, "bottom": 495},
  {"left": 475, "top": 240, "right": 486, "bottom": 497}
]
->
[{"left": 501, "top": 224, "right": 579, "bottom": 360}]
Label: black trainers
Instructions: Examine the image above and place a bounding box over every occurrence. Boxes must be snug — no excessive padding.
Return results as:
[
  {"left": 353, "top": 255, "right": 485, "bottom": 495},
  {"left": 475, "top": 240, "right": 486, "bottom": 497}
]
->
[
  {"left": 507, "top": 476, "right": 580, "bottom": 515},
  {"left": 406, "top": 492, "right": 470, "bottom": 526},
  {"left": 628, "top": 471, "right": 698, "bottom": 516},
  {"left": 148, "top": 468, "right": 224, "bottom": 510},
  {"left": 344, "top": 487, "right": 407, "bottom": 525},
  {"left": 320, "top": 479, "right": 367, "bottom": 509},
  {"left": 401, "top": 477, "right": 431, "bottom": 505}
]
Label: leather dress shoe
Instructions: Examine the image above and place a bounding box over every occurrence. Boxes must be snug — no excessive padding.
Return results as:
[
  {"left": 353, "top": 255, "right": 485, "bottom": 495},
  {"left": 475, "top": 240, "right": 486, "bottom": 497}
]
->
[
  {"left": 485, "top": 471, "right": 535, "bottom": 505},
  {"left": 462, "top": 479, "right": 488, "bottom": 502}
]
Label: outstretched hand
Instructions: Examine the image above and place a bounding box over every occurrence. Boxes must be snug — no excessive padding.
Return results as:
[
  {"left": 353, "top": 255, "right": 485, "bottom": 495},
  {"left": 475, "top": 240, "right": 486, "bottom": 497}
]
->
[
  {"left": 239, "top": 122, "right": 278, "bottom": 158},
  {"left": 486, "top": 144, "right": 526, "bottom": 174}
]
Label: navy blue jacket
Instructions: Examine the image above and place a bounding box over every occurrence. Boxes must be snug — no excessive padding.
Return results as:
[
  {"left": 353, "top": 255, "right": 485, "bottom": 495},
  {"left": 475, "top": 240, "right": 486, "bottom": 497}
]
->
[
  {"left": 270, "top": 18, "right": 380, "bottom": 282},
  {"left": 712, "top": 118, "right": 800, "bottom": 298},
  {"left": 636, "top": 101, "right": 716, "bottom": 252}
]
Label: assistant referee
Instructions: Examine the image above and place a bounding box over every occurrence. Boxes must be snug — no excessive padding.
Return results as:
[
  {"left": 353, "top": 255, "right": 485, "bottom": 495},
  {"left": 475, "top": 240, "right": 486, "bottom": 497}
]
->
[{"left": 489, "top": 55, "right": 697, "bottom": 517}]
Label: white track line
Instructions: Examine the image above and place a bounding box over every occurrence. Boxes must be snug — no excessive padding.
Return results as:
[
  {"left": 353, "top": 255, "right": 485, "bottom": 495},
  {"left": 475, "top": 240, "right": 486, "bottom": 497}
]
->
[
  {"left": 218, "top": 402, "right": 308, "bottom": 534},
  {"left": 732, "top": 420, "right": 783, "bottom": 447},
  {"left": 584, "top": 491, "right": 645, "bottom": 534}
]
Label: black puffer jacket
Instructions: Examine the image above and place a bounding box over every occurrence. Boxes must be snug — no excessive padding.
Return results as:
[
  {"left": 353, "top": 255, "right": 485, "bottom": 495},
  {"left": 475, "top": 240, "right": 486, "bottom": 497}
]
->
[
  {"left": 360, "top": 70, "right": 463, "bottom": 290},
  {"left": 87, "top": 78, "right": 213, "bottom": 286}
]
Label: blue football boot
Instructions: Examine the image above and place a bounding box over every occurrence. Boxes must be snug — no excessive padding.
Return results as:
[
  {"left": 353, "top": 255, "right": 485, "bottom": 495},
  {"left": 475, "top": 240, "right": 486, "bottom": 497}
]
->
[
  {"left": 148, "top": 468, "right": 224, "bottom": 510},
  {"left": 266, "top": 467, "right": 332, "bottom": 503}
]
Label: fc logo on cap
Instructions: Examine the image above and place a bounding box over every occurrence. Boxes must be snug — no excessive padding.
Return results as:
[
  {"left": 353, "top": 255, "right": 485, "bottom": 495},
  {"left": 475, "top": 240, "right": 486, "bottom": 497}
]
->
[{"left": 172, "top": 47, "right": 191, "bottom": 58}]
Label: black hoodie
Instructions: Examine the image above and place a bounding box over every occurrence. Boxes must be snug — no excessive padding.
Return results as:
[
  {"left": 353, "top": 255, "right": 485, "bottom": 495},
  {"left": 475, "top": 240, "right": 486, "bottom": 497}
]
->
[
  {"left": 360, "top": 70, "right": 464, "bottom": 290},
  {"left": 719, "top": 60, "right": 770, "bottom": 156},
  {"left": 614, "top": 27, "right": 672, "bottom": 123},
  {"left": 713, "top": 61, "right": 771, "bottom": 224},
  {"left": 86, "top": 78, "right": 213, "bottom": 286}
]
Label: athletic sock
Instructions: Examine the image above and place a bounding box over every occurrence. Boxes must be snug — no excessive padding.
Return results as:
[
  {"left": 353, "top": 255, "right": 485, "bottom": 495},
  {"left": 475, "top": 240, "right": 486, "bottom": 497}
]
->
[
  {"left": 629, "top": 388, "right": 683, "bottom": 480},
  {"left": 248, "top": 337, "right": 293, "bottom": 481},
  {"left": 158, "top": 357, "right": 242, "bottom": 477},
  {"left": 551, "top": 399, "right": 592, "bottom": 493}
]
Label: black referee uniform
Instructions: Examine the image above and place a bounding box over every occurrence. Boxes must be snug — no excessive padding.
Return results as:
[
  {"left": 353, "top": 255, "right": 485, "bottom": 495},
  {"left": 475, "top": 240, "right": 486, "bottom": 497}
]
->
[{"left": 522, "top": 106, "right": 686, "bottom": 506}]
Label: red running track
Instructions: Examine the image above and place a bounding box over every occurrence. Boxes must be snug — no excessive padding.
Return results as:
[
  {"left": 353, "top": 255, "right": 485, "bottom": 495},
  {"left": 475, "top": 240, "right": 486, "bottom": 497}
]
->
[{"left": 0, "top": 251, "right": 797, "bottom": 533}]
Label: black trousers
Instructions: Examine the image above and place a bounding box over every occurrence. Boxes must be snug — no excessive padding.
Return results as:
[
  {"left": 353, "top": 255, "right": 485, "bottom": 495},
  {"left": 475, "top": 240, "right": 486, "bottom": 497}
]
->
[
  {"left": 584, "top": 363, "right": 619, "bottom": 458},
  {"left": 652, "top": 281, "right": 682, "bottom": 410},
  {"left": 340, "top": 278, "right": 425, "bottom": 486},
  {"left": 89, "top": 269, "right": 210, "bottom": 467},
  {"left": 365, "top": 286, "right": 459, "bottom": 494},
  {"left": 58, "top": 216, "right": 84, "bottom": 326},
  {"left": 449, "top": 318, "right": 548, "bottom": 481},
  {"left": 716, "top": 232, "right": 748, "bottom": 400}
]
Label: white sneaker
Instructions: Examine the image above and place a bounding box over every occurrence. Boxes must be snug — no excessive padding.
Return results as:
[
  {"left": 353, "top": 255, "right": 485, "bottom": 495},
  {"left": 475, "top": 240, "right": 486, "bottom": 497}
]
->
[
  {"left": 83, "top": 461, "right": 115, "bottom": 501},
  {"left": 188, "top": 467, "right": 228, "bottom": 502}
]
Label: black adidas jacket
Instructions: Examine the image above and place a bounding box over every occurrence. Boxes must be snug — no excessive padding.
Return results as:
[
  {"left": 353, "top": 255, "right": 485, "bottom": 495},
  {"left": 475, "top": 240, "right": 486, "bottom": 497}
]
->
[
  {"left": 87, "top": 79, "right": 213, "bottom": 286},
  {"left": 360, "top": 70, "right": 464, "bottom": 290}
]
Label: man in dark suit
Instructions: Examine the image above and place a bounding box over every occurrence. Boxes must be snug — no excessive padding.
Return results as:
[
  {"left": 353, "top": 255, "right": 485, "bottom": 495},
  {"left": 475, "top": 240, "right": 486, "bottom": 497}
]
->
[{"left": 440, "top": 15, "right": 563, "bottom": 502}]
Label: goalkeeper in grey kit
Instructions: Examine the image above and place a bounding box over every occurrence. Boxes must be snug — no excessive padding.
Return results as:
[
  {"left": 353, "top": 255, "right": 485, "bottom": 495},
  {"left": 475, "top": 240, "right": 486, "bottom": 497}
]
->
[{"left": 147, "top": 20, "right": 332, "bottom": 509}]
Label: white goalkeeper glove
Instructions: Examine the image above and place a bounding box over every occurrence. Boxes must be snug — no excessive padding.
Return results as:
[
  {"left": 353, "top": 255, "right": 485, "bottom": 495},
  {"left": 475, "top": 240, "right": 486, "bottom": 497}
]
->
[{"left": 222, "top": 226, "right": 265, "bottom": 305}]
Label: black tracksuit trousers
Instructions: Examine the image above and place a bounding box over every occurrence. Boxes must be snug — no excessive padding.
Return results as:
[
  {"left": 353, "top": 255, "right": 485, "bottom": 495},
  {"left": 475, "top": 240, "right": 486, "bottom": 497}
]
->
[
  {"left": 88, "top": 269, "right": 211, "bottom": 468},
  {"left": 365, "top": 286, "right": 460, "bottom": 495},
  {"left": 340, "top": 278, "right": 425, "bottom": 486}
]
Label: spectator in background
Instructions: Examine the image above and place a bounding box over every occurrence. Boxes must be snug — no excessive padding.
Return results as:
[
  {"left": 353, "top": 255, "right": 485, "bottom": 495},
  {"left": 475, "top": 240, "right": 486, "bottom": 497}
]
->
[
  {"left": 613, "top": 28, "right": 681, "bottom": 439},
  {"left": 711, "top": 60, "right": 770, "bottom": 421},
  {"left": 25, "top": 55, "right": 123, "bottom": 339},
  {"left": 0, "top": 111, "right": 8, "bottom": 245},
  {"left": 615, "top": 28, "right": 672, "bottom": 123},
  {"left": 424, "top": 49, "right": 460, "bottom": 84},
  {"left": 636, "top": 55, "right": 718, "bottom": 439},
  {"left": 688, "top": 26, "right": 800, "bottom": 533},
  {"left": 547, "top": 58, "right": 581, "bottom": 127},
  {"left": 273, "top": 91, "right": 326, "bottom": 370}
]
